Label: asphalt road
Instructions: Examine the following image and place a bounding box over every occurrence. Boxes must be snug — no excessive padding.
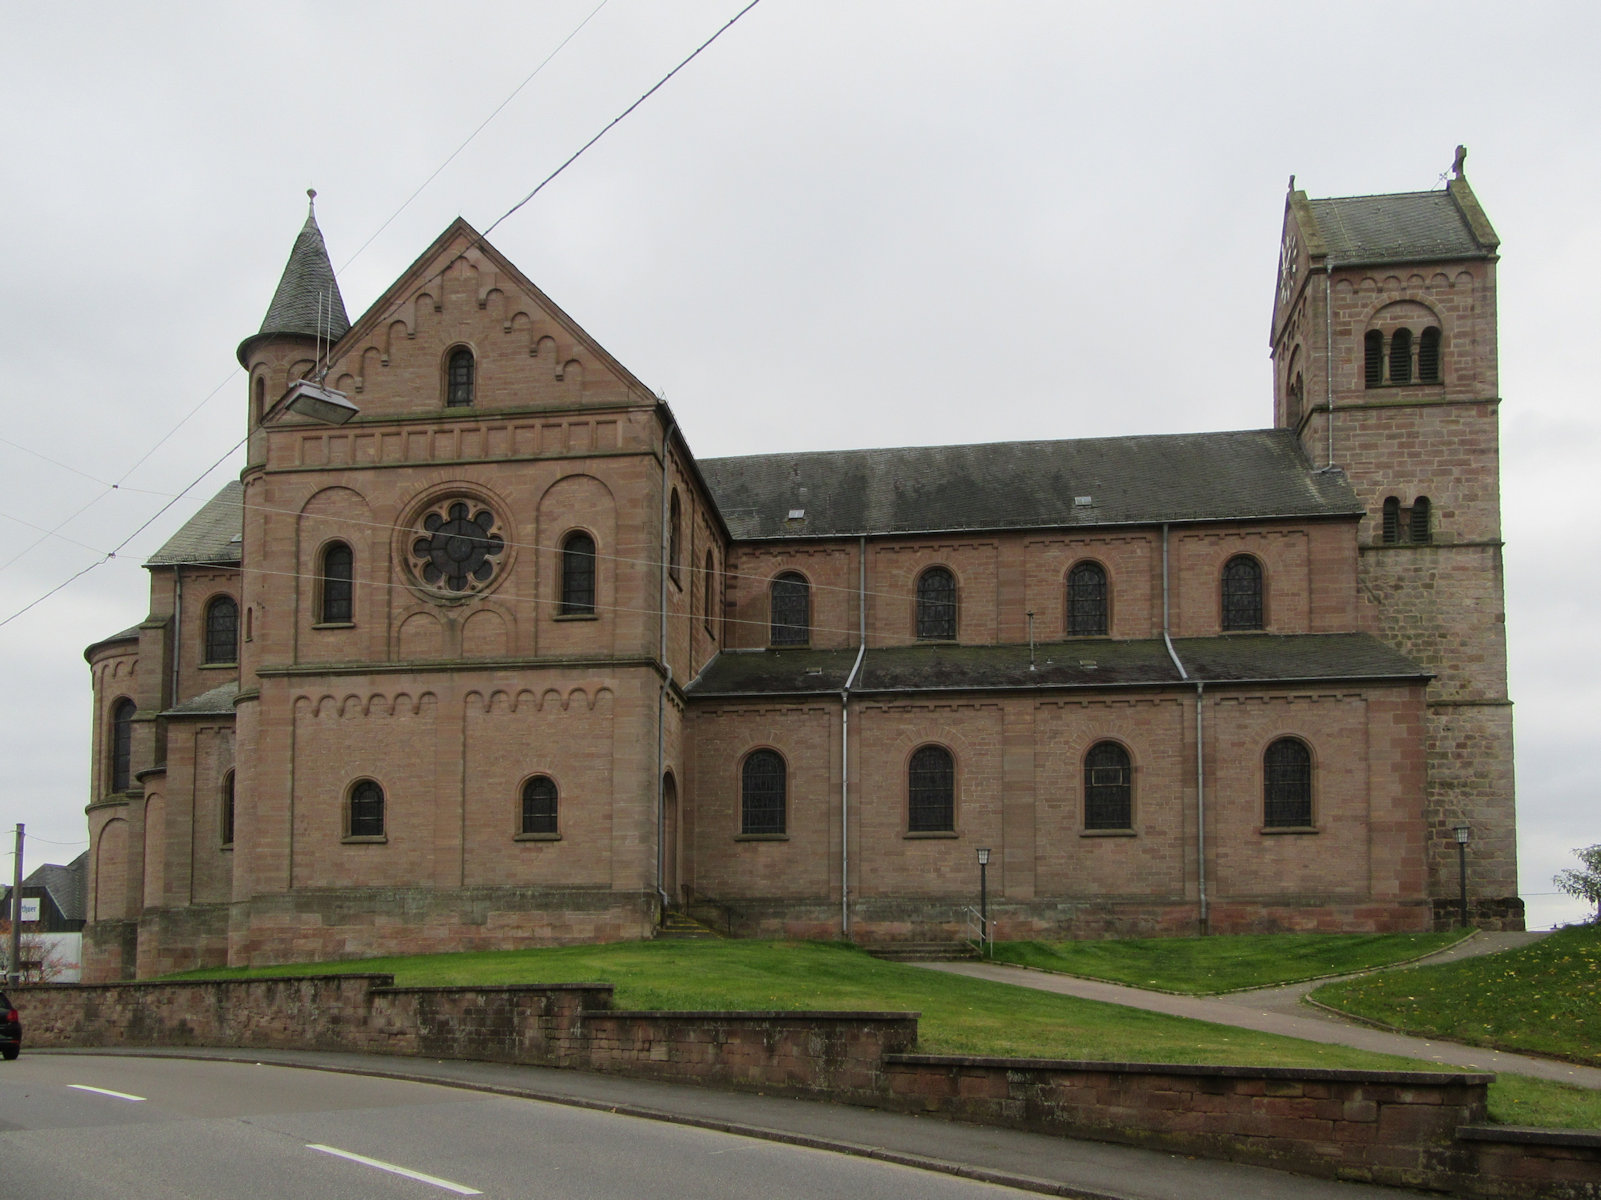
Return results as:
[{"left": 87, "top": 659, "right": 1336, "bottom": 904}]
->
[{"left": 0, "top": 1054, "right": 1041, "bottom": 1200}]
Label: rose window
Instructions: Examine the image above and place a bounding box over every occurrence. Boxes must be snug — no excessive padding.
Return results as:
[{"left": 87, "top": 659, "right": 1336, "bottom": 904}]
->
[{"left": 409, "top": 500, "right": 505, "bottom": 595}]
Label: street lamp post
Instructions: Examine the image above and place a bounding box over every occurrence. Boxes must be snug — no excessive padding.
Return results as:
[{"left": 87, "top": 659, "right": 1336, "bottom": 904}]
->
[
  {"left": 1454, "top": 824, "right": 1471, "bottom": 929},
  {"left": 976, "top": 848, "right": 991, "bottom": 958}
]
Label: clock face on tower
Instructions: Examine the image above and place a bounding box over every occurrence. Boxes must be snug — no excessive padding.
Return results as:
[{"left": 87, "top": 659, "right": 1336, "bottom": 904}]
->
[{"left": 1278, "top": 229, "right": 1299, "bottom": 305}]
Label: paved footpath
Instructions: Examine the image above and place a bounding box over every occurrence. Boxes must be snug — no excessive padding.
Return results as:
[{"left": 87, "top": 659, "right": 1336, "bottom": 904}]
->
[{"left": 915, "top": 931, "right": 1601, "bottom": 1090}]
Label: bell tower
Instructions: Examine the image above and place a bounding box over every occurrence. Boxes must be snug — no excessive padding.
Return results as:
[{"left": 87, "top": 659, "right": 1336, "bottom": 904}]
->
[{"left": 1269, "top": 149, "right": 1521, "bottom": 929}]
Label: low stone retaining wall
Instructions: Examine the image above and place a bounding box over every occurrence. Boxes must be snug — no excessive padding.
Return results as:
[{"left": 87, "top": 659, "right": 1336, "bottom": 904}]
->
[{"left": 14, "top": 977, "right": 1598, "bottom": 1198}]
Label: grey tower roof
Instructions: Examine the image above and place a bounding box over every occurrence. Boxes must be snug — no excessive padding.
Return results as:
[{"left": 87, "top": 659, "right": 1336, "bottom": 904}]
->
[
  {"left": 237, "top": 193, "right": 351, "bottom": 365},
  {"left": 1305, "top": 189, "right": 1497, "bottom": 267},
  {"left": 699, "top": 429, "right": 1361, "bottom": 541}
]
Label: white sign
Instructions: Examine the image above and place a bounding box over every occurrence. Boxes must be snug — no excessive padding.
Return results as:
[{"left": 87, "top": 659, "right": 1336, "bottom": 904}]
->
[{"left": 19, "top": 898, "right": 40, "bottom": 922}]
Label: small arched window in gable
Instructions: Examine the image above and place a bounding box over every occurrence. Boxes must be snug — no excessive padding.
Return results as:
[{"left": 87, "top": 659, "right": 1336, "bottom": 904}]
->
[
  {"left": 1364, "top": 330, "right": 1384, "bottom": 389},
  {"left": 1410, "top": 496, "right": 1432, "bottom": 545},
  {"left": 221, "top": 771, "right": 236, "bottom": 847},
  {"left": 1084, "top": 741, "right": 1132, "bottom": 831},
  {"left": 1418, "top": 327, "right": 1441, "bottom": 383},
  {"left": 915, "top": 567, "right": 957, "bottom": 641},
  {"left": 1067, "top": 561, "right": 1109, "bottom": 636},
  {"left": 908, "top": 744, "right": 955, "bottom": 833},
  {"left": 1264, "top": 738, "right": 1313, "bottom": 828},
  {"left": 319, "top": 542, "right": 354, "bottom": 624},
  {"left": 770, "top": 572, "right": 810, "bottom": 646},
  {"left": 204, "top": 596, "right": 238, "bottom": 665},
  {"left": 668, "top": 490, "right": 683, "bottom": 584},
  {"left": 110, "top": 698, "right": 136, "bottom": 793},
  {"left": 1221, "top": 555, "right": 1263, "bottom": 631},
  {"left": 1381, "top": 497, "right": 1401, "bottom": 544},
  {"left": 561, "top": 532, "right": 597, "bottom": 616},
  {"left": 521, "top": 775, "right": 558, "bottom": 836},
  {"left": 1389, "top": 328, "right": 1413, "bottom": 385},
  {"left": 347, "top": 779, "right": 385, "bottom": 838},
  {"left": 741, "top": 750, "right": 786, "bottom": 836},
  {"left": 446, "top": 347, "right": 475, "bottom": 407}
]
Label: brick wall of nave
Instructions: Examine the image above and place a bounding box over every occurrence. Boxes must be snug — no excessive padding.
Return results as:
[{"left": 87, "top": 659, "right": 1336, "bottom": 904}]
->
[{"left": 683, "top": 683, "right": 1431, "bottom": 939}]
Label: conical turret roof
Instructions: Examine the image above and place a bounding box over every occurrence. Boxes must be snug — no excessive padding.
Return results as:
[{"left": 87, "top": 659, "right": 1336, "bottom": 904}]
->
[{"left": 237, "top": 190, "right": 350, "bottom": 365}]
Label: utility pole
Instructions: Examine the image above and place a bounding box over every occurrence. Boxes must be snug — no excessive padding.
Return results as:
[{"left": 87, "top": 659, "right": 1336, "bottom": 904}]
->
[{"left": 6, "top": 824, "right": 20, "bottom": 986}]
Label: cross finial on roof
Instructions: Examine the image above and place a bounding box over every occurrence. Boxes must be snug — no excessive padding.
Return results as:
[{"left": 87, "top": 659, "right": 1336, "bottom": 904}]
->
[
  {"left": 1287, "top": 174, "right": 1296, "bottom": 192},
  {"left": 1452, "top": 145, "right": 1467, "bottom": 178}
]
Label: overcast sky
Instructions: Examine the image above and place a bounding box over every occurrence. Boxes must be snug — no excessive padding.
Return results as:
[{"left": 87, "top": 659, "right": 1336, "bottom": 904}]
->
[{"left": 2, "top": 1, "right": 1595, "bottom": 927}]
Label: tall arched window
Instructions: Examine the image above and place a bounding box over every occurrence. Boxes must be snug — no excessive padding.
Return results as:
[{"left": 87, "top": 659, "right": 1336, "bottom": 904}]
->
[
  {"left": 915, "top": 567, "right": 957, "bottom": 640},
  {"left": 446, "top": 347, "right": 474, "bottom": 407},
  {"left": 1084, "top": 741, "right": 1132, "bottom": 830},
  {"left": 1418, "top": 327, "right": 1441, "bottom": 383},
  {"left": 1221, "top": 556, "right": 1263, "bottom": 631},
  {"left": 319, "top": 542, "right": 354, "bottom": 623},
  {"left": 1263, "top": 738, "right": 1312, "bottom": 828},
  {"left": 347, "top": 779, "right": 385, "bottom": 838},
  {"left": 221, "top": 771, "right": 236, "bottom": 846},
  {"left": 1066, "top": 561, "right": 1108, "bottom": 636},
  {"left": 770, "top": 572, "right": 810, "bottom": 646},
  {"left": 703, "top": 550, "right": 717, "bottom": 635},
  {"left": 204, "top": 596, "right": 238, "bottom": 664},
  {"left": 521, "top": 775, "right": 558, "bottom": 836},
  {"left": 110, "top": 698, "right": 135, "bottom": 793},
  {"left": 1389, "top": 328, "right": 1413, "bottom": 385},
  {"left": 561, "top": 531, "right": 596, "bottom": 615},
  {"left": 908, "top": 744, "right": 955, "bottom": 833},
  {"left": 1381, "top": 497, "right": 1401, "bottom": 544},
  {"left": 668, "top": 491, "right": 682, "bottom": 584},
  {"left": 1410, "top": 496, "right": 1432, "bottom": 545},
  {"left": 741, "top": 750, "right": 786, "bottom": 835},
  {"left": 1363, "top": 330, "right": 1384, "bottom": 389}
]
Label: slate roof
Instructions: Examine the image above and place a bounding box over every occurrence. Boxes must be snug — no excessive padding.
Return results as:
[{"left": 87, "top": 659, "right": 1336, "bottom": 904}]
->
[
  {"left": 164, "top": 680, "right": 239, "bottom": 717},
  {"left": 685, "top": 634, "right": 1427, "bottom": 698},
  {"left": 237, "top": 198, "right": 351, "bottom": 365},
  {"left": 1306, "top": 190, "right": 1495, "bottom": 267},
  {"left": 699, "top": 429, "right": 1360, "bottom": 540},
  {"left": 11, "top": 852, "right": 89, "bottom": 924},
  {"left": 145, "top": 481, "right": 243, "bottom": 567}
]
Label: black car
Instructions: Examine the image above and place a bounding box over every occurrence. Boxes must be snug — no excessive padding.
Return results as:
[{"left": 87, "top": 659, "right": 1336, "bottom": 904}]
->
[{"left": 0, "top": 990, "right": 20, "bottom": 1059}]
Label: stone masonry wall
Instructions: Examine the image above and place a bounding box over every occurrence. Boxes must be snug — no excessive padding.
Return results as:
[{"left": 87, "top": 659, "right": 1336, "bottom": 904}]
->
[{"left": 14, "top": 977, "right": 1596, "bottom": 1197}]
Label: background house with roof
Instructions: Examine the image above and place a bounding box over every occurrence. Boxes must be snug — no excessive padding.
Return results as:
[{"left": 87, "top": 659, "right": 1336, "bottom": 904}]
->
[{"left": 78, "top": 159, "right": 1520, "bottom": 979}]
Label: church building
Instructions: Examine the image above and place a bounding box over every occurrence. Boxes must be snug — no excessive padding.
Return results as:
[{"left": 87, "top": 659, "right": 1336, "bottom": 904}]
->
[{"left": 81, "top": 155, "right": 1522, "bottom": 979}]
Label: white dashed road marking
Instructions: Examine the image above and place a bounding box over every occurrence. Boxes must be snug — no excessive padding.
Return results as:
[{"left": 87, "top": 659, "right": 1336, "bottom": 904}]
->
[
  {"left": 307, "top": 1144, "right": 483, "bottom": 1195},
  {"left": 68, "top": 1085, "right": 145, "bottom": 1102}
]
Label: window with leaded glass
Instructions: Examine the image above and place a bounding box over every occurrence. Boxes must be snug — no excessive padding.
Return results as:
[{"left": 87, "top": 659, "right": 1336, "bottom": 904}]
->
[
  {"left": 1221, "top": 556, "right": 1263, "bottom": 631},
  {"left": 915, "top": 567, "right": 957, "bottom": 640},
  {"left": 1083, "top": 741, "right": 1132, "bottom": 830},
  {"left": 741, "top": 750, "right": 786, "bottom": 835},
  {"left": 446, "top": 347, "right": 474, "bottom": 407},
  {"left": 348, "top": 779, "right": 385, "bottom": 838},
  {"left": 561, "top": 531, "right": 596, "bottom": 615},
  {"left": 110, "top": 698, "right": 135, "bottom": 793},
  {"left": 1067, "top": 561, "right": 1108, "bottom": 636},
  {"left": 521, "top": 776, "right": 558, "bottom": 835},
  {"left": 1263, "top": 738, "right": 1312, "bottom": 827},
  {"left": 320, "top": 542, "right": 354, "bottom": 623},
  {"left": 668, "top": 491, "right": 682, "bottom": 584},
  {"left": 1410, "top": 496, "right": 1431, "bottom": 545},
  {"left": 204, "top": 596, "right": 238, "bottom": 664},
  {"left": 908, "top": 744, "right": 955, "bottom": 832},
  {"left": 770, "top": 572, "right": 809, "bottom": 646},
  {"left": 221, "top": 771, "right": 236, "bottom": 846},
  {"left": 703, "top": 550, "right": 716, "bottom": 635}
]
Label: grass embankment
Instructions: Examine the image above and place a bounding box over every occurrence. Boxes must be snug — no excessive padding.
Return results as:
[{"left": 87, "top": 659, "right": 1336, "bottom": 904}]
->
[
  {"left": 989, "top": 931, "right": 1469, "bottom": 994},
  {"left": 1311, "top": 923, "right": 1601, "bottom": 1066},
  {"left": 172, "top": 936, "right": 1601, "bottom": 1129}
]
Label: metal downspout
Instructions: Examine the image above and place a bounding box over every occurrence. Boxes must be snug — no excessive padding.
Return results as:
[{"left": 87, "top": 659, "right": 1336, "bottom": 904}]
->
[
  {"left": 656, "top": 419, "right": 676, "bottom": 919},
  {"left": 1161, "top": 526, "right": 1207, "bottom": 931},
  {"left": 841, "top": 536, "right": 867, "bottom": 939}
]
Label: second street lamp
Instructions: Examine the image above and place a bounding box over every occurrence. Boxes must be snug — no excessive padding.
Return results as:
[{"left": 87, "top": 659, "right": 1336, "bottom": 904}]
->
[{"left": 976, "top": 848, "right": 991, "bottom": 957}]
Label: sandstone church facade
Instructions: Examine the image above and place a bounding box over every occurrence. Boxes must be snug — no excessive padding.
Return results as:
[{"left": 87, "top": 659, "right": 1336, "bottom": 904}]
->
[{"left": 81, "top": 157, "right": 1521, "bottom": 979}]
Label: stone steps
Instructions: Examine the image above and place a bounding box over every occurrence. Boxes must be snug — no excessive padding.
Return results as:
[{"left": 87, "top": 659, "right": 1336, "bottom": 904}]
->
[
  {"left": 656, "top": 912, "right": 721, "bottom": 940},
  {"left": 864, "top": 942, "right": 981, "bottom": 962}
]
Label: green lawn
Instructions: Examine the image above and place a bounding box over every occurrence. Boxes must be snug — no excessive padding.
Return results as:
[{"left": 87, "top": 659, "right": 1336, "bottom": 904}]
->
[
  {"left": 988, "top": 931, "right": 1469, "bottom": 994},
  {"left": 1312, "top": 923, "right": 1601, "bottom": 1066},
  {"left": 171, "top": 936, "right": 1600, "bottom": 1128}
]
